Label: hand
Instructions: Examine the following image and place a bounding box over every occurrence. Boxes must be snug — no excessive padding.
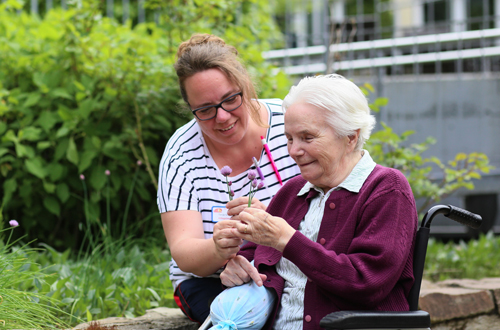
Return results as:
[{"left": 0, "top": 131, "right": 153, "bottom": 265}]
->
[
  {"left": 226, "top": 196, "right": 266, "bottom": 216},
  {"left": 220, "top": 255, "right": 267, "bottom": 287},
  {"left": 232, "top": 208, "right": 296, "bottom": 252},
  {"left": 213, "top": 221, "right": 243, "bottom": 261}
]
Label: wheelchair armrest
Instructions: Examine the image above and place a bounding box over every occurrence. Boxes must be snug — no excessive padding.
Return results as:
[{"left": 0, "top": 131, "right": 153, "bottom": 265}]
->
[{"left": 319, "top": 310, "right": 431, "bottom": 329}]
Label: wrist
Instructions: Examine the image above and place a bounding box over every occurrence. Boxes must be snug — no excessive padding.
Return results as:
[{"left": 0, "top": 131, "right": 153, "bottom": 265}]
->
[{"left": 275, "top": 226, "right": 296, "bottom": 252}]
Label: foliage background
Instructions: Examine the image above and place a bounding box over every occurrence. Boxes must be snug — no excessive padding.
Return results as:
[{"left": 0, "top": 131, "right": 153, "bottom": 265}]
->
[{"left": 0, "top": 0, "right": 290, "bottom": 250}]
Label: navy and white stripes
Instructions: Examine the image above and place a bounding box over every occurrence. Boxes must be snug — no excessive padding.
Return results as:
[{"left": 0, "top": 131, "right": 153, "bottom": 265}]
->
[{"left": 157, "top": 99, "right": 300, "bottom": 288}]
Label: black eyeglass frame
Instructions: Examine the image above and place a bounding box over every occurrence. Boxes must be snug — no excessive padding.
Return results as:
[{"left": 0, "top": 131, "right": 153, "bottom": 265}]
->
[{"left": 190, "top": 92, "right": 244, "bottom": 121}]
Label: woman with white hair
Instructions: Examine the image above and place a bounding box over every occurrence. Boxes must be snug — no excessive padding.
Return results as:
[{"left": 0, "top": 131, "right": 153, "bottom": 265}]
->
[{"left": 213, "top": 74, "right": 419, "bottom": 330}]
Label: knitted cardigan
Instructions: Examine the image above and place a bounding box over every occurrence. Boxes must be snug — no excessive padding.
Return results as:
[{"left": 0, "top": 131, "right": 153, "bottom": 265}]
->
[{"left": 238, "top": 165, "right": 418, "bottom": 330}]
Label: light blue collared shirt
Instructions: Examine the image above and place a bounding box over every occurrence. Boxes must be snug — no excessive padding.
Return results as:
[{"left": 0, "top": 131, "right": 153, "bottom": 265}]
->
[{"left": 273, "top": 150, "right": 376, "bottom": 330}]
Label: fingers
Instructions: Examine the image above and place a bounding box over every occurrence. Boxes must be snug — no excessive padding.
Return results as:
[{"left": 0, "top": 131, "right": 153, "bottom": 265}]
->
[
  {"left": 220, "top": 256, "right": 265, "bottom": 287},
  {"left": 226, "top": 197, "right": 266, "bottom": 216},
  {"left": 213, "top": 221, "right": 243, "bottom": 260}
]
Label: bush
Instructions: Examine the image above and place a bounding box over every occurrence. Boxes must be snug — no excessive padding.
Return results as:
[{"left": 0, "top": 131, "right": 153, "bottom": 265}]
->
[{"left": 0, "top": 0, "right": 290, "bottom": 249}]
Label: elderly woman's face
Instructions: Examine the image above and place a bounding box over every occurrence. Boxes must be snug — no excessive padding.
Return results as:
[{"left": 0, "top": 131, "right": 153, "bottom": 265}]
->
[{"left": 284, "top": 103, "right": 354, "bottom": 191}]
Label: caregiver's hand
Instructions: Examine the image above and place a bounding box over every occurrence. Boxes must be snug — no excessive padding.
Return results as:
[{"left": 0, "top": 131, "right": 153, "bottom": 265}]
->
[
  {"left": 220, "top": 255, "right": 267, "bottom": 287},
  {"left": 213, "top": 220, "right": 243, "bottom": 261},
  {"left": 233, "top": 208, "right": 296, "bottom": 252},
  {"left": 226, "top": 196, "right": 266, "bottom": 216}
]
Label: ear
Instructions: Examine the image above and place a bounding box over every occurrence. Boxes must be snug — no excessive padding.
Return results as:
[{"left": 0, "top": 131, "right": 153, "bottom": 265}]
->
[{"left": 347, "top": 129, "right": 360, "bottom": 150}]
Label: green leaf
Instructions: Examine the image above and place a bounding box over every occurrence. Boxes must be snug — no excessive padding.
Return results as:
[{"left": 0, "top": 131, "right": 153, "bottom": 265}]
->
[
  {"left": 50, "top": 88, "right": 73, "bottom": 100},
  {"left": 146, "top": 287, "right": 161, "bottom": 301},
  {"left": 56, "top": 126, "right": 70, "bottom": 138},
  {"left": 43, "top": 196, "right": 60, "bottom": 216},
  {"left": 0, "top": 148, "right": 9, "bottom": 158},
  {"left": 19, "top": 126, "right": 43, "bottom": 141},
  {"left": 37, "top": 111, "right": 60, "bottom": 132},
  {"left": 78, "top": 99, "right": 94, "bottom": 120},
  {"left": 86, "top": 309, "right": 92, "bottom": 322},
  {"left": 74, "top": 81, "right": 86, "bottom": 91},
  {"left": 2, "top": 178, "right": 17, "bottom": 207},
  {"left": 66, "top": 137, "right": 79, "bottom": 165},
  {"left": 25, "top": 157, "right": 47, "bottom": 179},
  {"left": 90, "top": 165, "right": 106, "bottom": 191},
  {"left": 37, "top": 141, "right": 52, "bottom": 150},
  {"left": 47, "top": 162, "right": 65, "bottom": 181},
  {"left": 78, "top": 149, "right": 97, "bottom": 173},
  {"left": 58, "top": 106, "right": 75, "bottom": 121},
  {"left": 23, "top": 92, "right": 42, "bottom": 108},
  {"left": 43, "top": 181, "right": 56, "bottom": 193},
  {"left": 0, "top": 121, "right": 6, "bottom": 135},
  {"left": 56, "top": 183, "right": 70, "bottom": 203}
]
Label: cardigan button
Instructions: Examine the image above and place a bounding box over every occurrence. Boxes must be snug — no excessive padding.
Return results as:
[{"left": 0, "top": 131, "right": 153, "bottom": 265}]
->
[
  {"left": 329, "top": 202, "right": 336, "bottom": 209},
  {"left": 305, "top": 315, "right": 312, "bottom": 322},
  {"left": 319, "top": 238, "right": 326, "bottom": 245}
]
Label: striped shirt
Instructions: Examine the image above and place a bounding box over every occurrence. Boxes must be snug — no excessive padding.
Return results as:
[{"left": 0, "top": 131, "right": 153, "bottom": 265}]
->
[
  {"left": 157, "top": 99, "right": 300, "bottom": 289},
  {"left": 273, "top": 150, "right": 376, "bottom": 329}
]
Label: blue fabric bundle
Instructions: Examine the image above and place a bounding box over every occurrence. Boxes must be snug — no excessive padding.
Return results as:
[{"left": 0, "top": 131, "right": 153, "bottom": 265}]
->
[{"left": 209, "top": 279, "right": 276, "bottom": 330}]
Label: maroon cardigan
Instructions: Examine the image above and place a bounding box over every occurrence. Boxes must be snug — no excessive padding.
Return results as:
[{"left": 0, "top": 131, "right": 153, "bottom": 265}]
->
[{"left": 238, "top": 165, "right": 418, "bottom": 330}]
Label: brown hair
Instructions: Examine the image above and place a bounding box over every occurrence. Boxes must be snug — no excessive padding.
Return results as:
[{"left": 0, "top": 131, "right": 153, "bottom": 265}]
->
[{"left": 174, "top": 34, "right": 265, "bottom": 127}]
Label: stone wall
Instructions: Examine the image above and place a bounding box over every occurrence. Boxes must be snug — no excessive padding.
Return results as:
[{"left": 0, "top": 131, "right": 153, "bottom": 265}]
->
[
  {"left": 420, "top": 278, "right": 500, "bottom": 330},
  {"left": 72, "top": 278, "right": 500, "bottom": 330}
]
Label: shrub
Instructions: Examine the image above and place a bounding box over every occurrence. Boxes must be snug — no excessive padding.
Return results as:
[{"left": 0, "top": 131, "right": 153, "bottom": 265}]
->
[{"left": 0, "top": 0, "right": 290, "bottom": 249}]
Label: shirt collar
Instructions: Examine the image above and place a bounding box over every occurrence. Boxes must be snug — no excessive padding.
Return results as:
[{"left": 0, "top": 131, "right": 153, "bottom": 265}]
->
[{"left": 298, "top": 150, "right": 377, "bottom": 196}]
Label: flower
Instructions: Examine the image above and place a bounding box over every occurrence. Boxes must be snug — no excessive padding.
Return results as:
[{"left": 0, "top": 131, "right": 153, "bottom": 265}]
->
[
  {"left": 9, "top": 220, "right": 19, "bottom": 227},
  {"left": 221, "top": 166, "right": 232, "bottom": 177},
  {"left": 221, "top": 166, "right": 233, "bottom": 202},
  {"left": 247, "top": 169, "right": 264, "bottom": 207},
  {"left": 137, "top": 160, "right": 142, "bottom": 166},
  {"left": 247, "top": 170, "right": 257, "bottom": 181},
  {"left": 80, "top": 174, "right": 85, "bottom": 180},
  {"left": 105, "top": 169, "right": 111, "bottom": 176}
]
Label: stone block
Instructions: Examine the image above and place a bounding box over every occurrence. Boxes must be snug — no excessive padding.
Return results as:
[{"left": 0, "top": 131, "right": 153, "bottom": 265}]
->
[
  {"left": 431, "top": 314, "right": 500, "bottom": 330},
  {"left": 72, "top": 307, "right": 198, "bottom": 330},
  {"left": 437, "top": 277, "right": 500, "bottom": 315},
  {"left": 419, "top": 287, "right": 495, "bottom": 323}
]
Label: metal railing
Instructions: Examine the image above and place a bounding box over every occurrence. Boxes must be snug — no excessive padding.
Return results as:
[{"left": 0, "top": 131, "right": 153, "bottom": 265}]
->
[{"left": 263, "top": 27, "right": 500, "bottom": 76}]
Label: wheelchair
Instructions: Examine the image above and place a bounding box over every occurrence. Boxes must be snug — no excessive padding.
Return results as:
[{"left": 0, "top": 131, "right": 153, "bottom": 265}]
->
[
  {"left": 319, "top": 204, "right": 482, "bottom": 330},
  {"left": 199, "top": 204, "right": 482, "bottom": 330}
]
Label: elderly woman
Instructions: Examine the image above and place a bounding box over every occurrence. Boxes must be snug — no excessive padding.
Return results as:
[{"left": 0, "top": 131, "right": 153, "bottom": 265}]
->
[{"left": 213, "top": 74, "right": 418, "bottom": 330}]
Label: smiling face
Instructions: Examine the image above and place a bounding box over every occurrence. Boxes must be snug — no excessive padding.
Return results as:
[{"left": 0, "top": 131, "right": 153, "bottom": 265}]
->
[
  {"left": 284, "top": 102, "right": 359, "bottom": 191},
  {"left": 184, "top": 68, "right": 250, "bottom": 147}
]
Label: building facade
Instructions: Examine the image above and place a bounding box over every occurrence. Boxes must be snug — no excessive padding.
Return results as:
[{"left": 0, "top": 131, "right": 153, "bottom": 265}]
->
[{"left": 266, "top": 0, "right": 500, "bottom": 236}]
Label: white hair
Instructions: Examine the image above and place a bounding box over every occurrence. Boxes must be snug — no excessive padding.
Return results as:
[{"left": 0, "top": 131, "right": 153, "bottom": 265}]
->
[{"left": 282, "top": 74, "right": 376, "bottom": 151}]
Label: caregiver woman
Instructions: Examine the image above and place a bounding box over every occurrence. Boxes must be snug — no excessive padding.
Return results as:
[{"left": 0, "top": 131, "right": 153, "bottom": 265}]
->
[
  {"left": 214, "top": 74, "right": 418, "bottom": 330},
  {"left": 157, "top": 34, "right": 300, "bottom": 323}
]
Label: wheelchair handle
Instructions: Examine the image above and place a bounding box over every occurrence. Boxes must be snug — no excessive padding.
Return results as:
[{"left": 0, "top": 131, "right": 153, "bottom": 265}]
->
[{"left": 421, "top": 204, "right": 482, "bottom": 229}]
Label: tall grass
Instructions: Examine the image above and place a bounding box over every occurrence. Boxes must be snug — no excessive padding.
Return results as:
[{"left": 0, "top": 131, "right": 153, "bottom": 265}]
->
[
  {"left": 0, "top": 226, "right": 70, "bottom": 329},
  {"left": 4, "top": 168, "right": 175, "bottom": 327}
]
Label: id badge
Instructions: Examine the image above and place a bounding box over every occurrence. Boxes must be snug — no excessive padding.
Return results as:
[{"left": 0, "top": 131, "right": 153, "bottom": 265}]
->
[{"left": 211, "top": 206, "right": 231, "bottom": 223}]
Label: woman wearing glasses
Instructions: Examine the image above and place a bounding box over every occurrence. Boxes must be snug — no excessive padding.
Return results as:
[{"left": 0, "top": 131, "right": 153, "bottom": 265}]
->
[{"left": 156, "top": 34, "right": 300, "bottom": 324}]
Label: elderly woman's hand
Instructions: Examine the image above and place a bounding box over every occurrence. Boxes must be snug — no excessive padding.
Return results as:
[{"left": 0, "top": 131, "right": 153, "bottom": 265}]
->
[
  {"left": 232, "top": 208, "right": 296, "bottom": 252},
  {"left": 220, "top": 255, "right": 267, "bottom": 287},
  {"left": 226, "top": 196, "right": 266, "bottom": 216}
]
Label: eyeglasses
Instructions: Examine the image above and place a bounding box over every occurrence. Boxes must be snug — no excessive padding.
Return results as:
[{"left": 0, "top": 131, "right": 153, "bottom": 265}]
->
[{"left": 190, "top": 92, "right": 243, "bottom": 121}]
